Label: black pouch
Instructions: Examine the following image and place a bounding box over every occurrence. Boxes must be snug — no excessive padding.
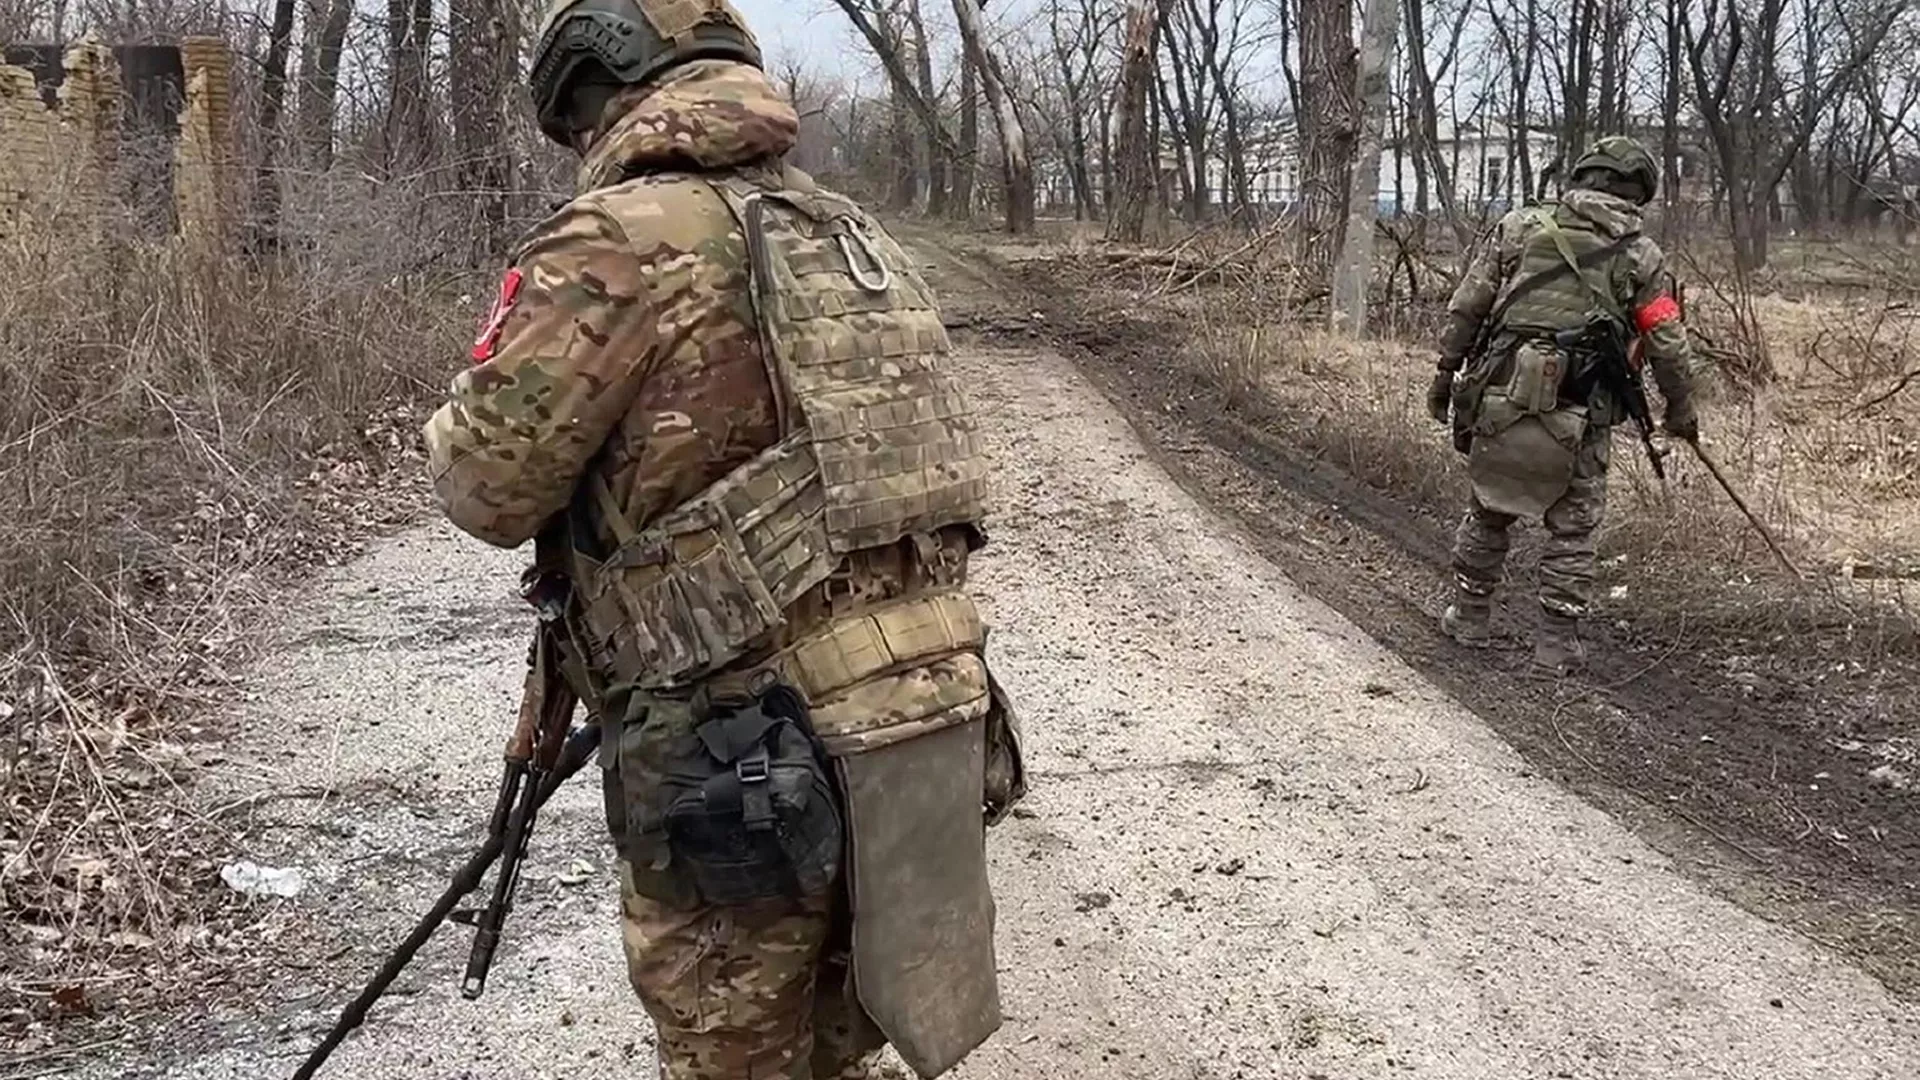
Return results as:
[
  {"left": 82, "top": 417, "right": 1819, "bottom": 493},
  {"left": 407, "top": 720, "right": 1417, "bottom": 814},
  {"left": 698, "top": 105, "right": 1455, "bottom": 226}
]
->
[{"left": 660, "top": 685, "right": 845, "bottom": 905}]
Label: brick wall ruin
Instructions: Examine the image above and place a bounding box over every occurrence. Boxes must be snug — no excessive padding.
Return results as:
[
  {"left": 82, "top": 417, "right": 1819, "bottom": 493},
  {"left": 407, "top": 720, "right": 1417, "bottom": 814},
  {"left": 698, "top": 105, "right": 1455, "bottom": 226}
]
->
[{"left": 0, "top": 36, "right": 234, "bottom": 242}]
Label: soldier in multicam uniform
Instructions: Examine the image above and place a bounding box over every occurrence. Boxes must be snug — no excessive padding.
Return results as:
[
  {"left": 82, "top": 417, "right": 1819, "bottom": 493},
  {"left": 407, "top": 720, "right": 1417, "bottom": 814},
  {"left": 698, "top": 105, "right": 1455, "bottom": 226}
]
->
[
  {"left": 423, "top": 2, "right": 1027, "bottom": 1077},
  {"left": 1426, "top": 136, "right": 1703, "bottom": 675}
]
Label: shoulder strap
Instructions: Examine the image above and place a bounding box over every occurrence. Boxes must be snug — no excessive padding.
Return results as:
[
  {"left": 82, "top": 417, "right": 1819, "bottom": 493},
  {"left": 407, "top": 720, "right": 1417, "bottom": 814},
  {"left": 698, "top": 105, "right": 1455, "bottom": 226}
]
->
[
  {"left": 1534, "top": 213, "right": 1632, "bottom": 325},
  {"left": 1483, "top": 216, "right": 1636, "bottom": 330}
]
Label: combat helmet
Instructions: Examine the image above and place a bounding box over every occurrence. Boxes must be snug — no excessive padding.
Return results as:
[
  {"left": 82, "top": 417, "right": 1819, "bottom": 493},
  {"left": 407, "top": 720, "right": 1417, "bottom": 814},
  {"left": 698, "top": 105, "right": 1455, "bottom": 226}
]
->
[
  {"left": 1570, "top": 135, "right": 1659, "bottom": 205},
  {"left": 529, "top": 0, "right": 763, "bottom": 147}
]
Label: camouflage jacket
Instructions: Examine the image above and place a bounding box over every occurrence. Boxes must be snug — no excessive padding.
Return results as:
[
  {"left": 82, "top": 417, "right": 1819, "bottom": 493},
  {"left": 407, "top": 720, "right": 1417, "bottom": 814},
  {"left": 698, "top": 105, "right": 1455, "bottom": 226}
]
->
[
  {"left": 424, "top": 59, "right": 797, "bottom": 551},
  {"left": 422, "top": 58, "right": 1022, "bottom": 829},
  {"left": 1437, "top": 188, "right": 1696, "bottom": 418}
]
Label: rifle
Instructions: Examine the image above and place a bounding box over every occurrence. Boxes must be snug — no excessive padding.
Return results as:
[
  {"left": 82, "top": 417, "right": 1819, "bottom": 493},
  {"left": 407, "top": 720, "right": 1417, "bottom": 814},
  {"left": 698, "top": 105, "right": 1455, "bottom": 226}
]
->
[
  {"left": 292, "top": 565, "right": 595, "bottom": 1079},
  {"left": 1556, "top": 310, "right": 1670, "bottom": 481}
]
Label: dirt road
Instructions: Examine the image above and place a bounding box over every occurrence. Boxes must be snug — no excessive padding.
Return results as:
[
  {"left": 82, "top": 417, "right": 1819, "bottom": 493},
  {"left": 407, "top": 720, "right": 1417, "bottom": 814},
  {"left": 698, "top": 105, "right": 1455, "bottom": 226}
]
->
[{"left": 50, "top": 341, "right": 1920, "bottom": 1080}]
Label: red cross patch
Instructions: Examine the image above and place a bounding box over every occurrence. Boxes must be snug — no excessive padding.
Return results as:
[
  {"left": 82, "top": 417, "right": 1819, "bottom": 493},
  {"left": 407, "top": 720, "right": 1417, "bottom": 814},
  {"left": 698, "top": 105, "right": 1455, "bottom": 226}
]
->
[{"left": 471, "top": 267, "right": 524, "bottom": 363}]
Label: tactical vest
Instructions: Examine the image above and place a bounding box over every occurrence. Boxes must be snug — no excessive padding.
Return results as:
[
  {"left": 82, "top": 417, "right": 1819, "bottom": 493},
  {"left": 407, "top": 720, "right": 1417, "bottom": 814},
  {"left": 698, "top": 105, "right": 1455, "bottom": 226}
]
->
[
  {"left": 564, "top": 170, "right": 992, "bottom": 696},
  {"left": 1496, "top": 205, "right": 1632, "bottom": 337}
]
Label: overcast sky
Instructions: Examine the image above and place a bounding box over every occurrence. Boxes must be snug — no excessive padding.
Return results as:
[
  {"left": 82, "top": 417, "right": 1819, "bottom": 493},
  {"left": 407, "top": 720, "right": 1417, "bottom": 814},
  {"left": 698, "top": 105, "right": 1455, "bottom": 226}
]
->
[{"left": 736, "top": 2, "right": 860, "bottom": 79}]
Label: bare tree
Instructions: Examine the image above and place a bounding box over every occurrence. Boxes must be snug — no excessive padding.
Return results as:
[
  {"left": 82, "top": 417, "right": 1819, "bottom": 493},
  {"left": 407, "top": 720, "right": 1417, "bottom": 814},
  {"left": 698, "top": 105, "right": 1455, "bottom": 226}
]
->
[
  {"left": 957, "top": 44, "right": 979, "bottom": 216},
  {"left": 1486, "top": 0, "right": 1541, "bottom": 201},
  {"left": 1402, "top": 0, "right": 1471, "bottom": 241},
  {"left": 904, "top": 0, "right": 951, "bottom": 214},
  {"left": 1158, "top": 0, "right": 1262, "bottom": 220},
  {"left": 830, "top": 0, "right": 961, "bottom": 215},
  {"left": 294, "top": 0, "right": 354, "bottom": 170},
  {"left": 1682, "top": 0, "right": 1908, "bottom": 271},
  {"left": 450, "top": 0, "right": 518, "bottom": 254},
  {"left": 251, "top": 0, "right": 297, "bottom": 242},
  {"left": 386, "top": 0, "right": 436, "bottom": 176},
  {"left": 951, "top": 0, "right": 1037, "bottom": 233},
  {"left": 1109, "top": 0, "right": 1169, "bottom": 241},
  {"left": 1332, "top": 0, "right": 1400, "bottom": 334},
  {"left": 1299, "top": 0, "right": 1357, "bottom": 270},
  {"left": 1044, "top": 0, "right": 1121, "bottom": 221}
]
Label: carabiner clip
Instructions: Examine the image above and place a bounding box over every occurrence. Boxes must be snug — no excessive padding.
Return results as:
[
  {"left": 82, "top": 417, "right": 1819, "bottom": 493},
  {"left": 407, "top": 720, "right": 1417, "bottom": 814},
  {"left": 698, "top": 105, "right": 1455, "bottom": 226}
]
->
[{"left": 836, "top": 223, "right": 893, "bottom": 293}]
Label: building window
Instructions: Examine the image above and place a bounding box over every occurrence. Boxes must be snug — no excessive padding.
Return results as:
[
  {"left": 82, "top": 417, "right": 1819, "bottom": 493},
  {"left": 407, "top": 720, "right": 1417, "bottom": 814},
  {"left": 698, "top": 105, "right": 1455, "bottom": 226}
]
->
[{"left": 1484, "top": 156, "right": 1505, "bottom": 199}]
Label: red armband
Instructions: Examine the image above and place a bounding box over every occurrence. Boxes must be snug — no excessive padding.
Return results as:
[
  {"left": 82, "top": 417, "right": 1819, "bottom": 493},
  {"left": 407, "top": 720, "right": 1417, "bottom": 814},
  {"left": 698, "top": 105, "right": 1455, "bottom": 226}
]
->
[
  {"left": 1634, "top": 293, "right": 1681, "bottom": 334},
  {"left": 471, "top": 267, "right": 524, "bottom": 363}
]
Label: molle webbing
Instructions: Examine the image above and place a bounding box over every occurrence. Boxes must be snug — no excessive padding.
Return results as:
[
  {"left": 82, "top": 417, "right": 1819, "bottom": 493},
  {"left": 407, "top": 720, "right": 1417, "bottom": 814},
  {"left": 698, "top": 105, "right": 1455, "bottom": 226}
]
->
[
  {"left": 716, "top": 174, "right": 989, "bottom": 553},
  {"left": 781, "top": 589, "right": 983, "bottom": 703},
  {"left": 567, "top": 173, "right": 990, "bottom": 691},
  {"left": 1496, "top": 207, "right": 1636, "bottom": 335}
]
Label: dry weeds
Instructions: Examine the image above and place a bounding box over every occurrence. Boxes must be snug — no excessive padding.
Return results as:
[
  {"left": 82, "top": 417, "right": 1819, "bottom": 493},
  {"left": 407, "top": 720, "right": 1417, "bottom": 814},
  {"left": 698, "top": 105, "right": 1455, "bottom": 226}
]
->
[{"left": 0, "top": 171, "right": 486, "bottom": 1045}]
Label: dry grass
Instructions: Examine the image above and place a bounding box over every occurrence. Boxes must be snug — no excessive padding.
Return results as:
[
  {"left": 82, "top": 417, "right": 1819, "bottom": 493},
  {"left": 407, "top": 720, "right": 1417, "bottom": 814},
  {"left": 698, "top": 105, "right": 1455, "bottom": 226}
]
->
[{"left": 0, "top": 170, "right": 483, "bottom": 1037}]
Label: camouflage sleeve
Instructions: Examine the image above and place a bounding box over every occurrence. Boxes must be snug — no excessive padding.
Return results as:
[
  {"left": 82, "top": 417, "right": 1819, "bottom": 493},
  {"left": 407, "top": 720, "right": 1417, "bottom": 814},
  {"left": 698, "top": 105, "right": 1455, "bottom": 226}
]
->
[
  {"left": 1437, "top": 211, "right": 1526, "bottom": 370},
  {"left": 423, "top": 203, "right": 658, "bottom": 548},
  {"left": 1624, "top": 235, "right": 1697, "bottom": 406}
]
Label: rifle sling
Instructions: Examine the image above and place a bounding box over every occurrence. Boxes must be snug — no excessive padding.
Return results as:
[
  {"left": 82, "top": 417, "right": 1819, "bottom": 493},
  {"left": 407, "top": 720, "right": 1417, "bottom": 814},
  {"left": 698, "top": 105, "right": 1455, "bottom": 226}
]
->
[{"left": 1480, "top": 219, "right": 1636, "bottom": 336}]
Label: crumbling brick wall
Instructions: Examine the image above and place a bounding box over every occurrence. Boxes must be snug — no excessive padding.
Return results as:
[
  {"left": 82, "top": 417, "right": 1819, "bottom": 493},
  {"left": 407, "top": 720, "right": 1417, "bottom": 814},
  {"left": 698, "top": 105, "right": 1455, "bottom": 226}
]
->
[
  {"left": 174, "top": 36, "right": 234, "bottom": 246},
  {"left": 0, "top": 36, "right": 233, "bottom": 241},
  {"left": 0, "top": 39, "right": 120, "bottom": 229}
]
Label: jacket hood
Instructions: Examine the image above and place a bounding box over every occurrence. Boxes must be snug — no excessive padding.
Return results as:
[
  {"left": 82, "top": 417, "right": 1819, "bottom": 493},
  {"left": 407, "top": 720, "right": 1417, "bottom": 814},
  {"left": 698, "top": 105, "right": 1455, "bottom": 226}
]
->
[
  {"left": 576, "top": 59, "right": 799, "bottom": 194},
  {"left": 1559, "top": 187, "right": 1645, "bottom": 239}
]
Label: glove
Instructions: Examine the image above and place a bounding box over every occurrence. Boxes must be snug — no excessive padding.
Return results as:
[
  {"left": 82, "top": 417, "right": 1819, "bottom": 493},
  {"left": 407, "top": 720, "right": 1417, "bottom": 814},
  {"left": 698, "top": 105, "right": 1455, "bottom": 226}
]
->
[
  {"left": 1664, "top": 395, "right": 1699, "bottom": 442},
  {"left": 1426, "top": 369, "right": 1454, "bottom": 425}
]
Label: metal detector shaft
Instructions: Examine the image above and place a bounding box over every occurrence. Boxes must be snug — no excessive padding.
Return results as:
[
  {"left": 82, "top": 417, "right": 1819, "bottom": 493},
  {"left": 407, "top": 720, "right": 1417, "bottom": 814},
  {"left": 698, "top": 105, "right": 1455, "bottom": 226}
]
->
[
  {"left": 290, "top": 722, "right": 601, "bottom": 1080},
  {"left": 1684, "top": 438, "right": 1804, "bottom": 579}
]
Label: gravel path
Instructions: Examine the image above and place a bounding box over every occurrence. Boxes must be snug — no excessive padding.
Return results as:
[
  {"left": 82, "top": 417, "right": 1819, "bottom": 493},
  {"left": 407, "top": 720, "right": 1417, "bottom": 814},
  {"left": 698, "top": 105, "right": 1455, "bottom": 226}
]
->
[{"left": 57, "top": 343, "right": 1920, "bottom": 1080}]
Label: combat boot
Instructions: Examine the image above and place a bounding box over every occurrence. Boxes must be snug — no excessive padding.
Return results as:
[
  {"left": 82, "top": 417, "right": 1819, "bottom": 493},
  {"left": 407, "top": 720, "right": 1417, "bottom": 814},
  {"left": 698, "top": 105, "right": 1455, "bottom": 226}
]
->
[
  {"left": 1532, "top": 609, "right": 1587, "bottom": 676},
  {"left": 1440, "top": 590, "right": 1493, "bottom": 647}
]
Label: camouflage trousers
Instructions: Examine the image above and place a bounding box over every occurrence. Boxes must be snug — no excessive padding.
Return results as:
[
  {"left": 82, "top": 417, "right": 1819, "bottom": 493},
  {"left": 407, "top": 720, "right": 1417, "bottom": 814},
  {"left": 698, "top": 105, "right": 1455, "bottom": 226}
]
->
[
  {"left": 618, "top": 861, "right": 892, "bottom": 1080},
  {"left": 1452, "top": 421, "right": 1611, "bottom": 617}
]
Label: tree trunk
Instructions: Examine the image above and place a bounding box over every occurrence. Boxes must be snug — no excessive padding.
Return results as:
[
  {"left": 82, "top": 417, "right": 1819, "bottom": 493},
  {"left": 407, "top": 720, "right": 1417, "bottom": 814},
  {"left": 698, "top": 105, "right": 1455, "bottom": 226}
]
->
[
  {"left": 386, "top": 0, "right": 434, "bottom": 176},
  {"left": 889, "top": 91, "right": 920, "bottom": 211},
  {"left": 1333, "top": 0, "right": 1400, "bottom": 335},
  {"left": 295, "top": 0, "right": 353, "bottom": 171},
  {"left": 906, "top": 0, "right": 949, "bottom": 215},
  {"left": 1300, "top": 0, "right": 1357, "bottom": 276},
  {"left": 1157, "top": 3, "right": 1208, "bottom": 220},
  {"left": 830, "top": 0, "right": 959, "bottom": 207},
  {"left": 954, "top": 48, "right": 979, "bottom": 218},
  {"left": 1154, "top": 50, "right": 1199, "bottom": 218},
  {"left": 1108, "top": 1, "right": 1163, "bottom": 242},
  {"left": 252, "top": 0, "right": 298, "bottom": 245},
  {"left": 450, "top": 0, "right": 516, "bottom": 256},
  {"left": 1660, "top": 0, "right": 1682, "bottom": 235},
  {"left": 1404, "top": 0, "right": 1468, "bottom": 241},
  {"left": 1068, "top": 109, "right": 1095, "bottom": 220},
  {"left": 950, "top": 0, "right": 1036, "bottom": 234}
]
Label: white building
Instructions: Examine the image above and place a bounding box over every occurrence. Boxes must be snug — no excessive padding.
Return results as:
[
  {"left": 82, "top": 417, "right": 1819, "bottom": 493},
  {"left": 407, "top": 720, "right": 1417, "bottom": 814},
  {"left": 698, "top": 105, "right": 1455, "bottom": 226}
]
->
[{"left": 1198, "top": 120, "right": 1559, "bottom": 216}]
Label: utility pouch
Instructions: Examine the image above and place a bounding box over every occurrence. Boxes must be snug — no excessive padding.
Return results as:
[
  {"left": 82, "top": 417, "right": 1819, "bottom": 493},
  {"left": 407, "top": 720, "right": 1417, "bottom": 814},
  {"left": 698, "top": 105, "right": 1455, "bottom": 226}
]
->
[
  {"left": 659, "top": 684, "right": 845, "bottom": 905},
  {"left": 981, "top": 661, "right": 1028, "bottom": 827},
  {"left": 1505, "top": 341, "right": 1566, "bottom": 416}
]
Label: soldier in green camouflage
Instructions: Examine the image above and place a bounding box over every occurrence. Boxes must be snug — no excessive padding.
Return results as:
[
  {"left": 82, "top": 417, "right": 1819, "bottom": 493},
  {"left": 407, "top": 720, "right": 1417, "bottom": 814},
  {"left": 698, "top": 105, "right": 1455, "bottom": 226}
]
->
[
  {"left": 1427, "top": 136, "right": 1702, "bottom": 675},
  {"left": 424, "top": 2, "right": 1026, "bottom": 1076}
]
